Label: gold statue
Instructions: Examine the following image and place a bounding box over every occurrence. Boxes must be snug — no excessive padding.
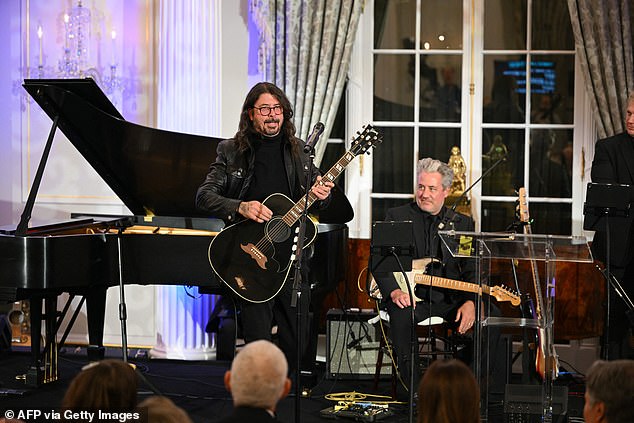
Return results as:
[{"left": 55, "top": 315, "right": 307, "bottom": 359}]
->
[{"left": 448, "top": 146, "right": 466, "bottom": 196}]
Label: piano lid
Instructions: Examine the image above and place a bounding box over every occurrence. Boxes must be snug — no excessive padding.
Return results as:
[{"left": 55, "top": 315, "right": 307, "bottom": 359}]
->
[{"left": 23, "top": 78, "right": 220, "bottom": 218}]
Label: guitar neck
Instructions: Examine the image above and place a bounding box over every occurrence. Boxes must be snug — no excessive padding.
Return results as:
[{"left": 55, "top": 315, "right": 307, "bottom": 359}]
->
[
  {"left": 282, "top": 151, "right": 356, "bottom": 226},
  {"left": 413, "top": 273, "right": 489, "bottom": 295},
  {"left": 523, "top": 224, "right": 544, "bottom": 319}
]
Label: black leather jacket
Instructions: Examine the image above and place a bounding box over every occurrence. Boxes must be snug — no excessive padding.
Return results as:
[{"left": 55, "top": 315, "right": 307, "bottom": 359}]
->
[{"left": 195, "top": 135, "right": 328, "bottom": 223}]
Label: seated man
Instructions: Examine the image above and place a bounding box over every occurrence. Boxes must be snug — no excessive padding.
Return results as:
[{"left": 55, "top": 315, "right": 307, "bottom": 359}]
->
[
  {"left": 218, "top": 340, "right": 291, "bottom": 422},
  {"left": 583, "top": 359, "right": 634, "bottom": 423},
  {"left": 373, "top": 158, "right": 504, "bottom": 399}
]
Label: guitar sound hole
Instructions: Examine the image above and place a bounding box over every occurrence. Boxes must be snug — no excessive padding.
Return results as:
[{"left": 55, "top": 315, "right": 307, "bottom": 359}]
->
[{"left": 265, "top": 218, "right": 291, "bottom": 243}]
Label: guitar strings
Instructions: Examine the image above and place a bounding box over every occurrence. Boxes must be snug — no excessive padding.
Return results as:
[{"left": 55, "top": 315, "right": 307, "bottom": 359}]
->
[{"left": 247, "top": 130, "right": 378, "bottom": 256}]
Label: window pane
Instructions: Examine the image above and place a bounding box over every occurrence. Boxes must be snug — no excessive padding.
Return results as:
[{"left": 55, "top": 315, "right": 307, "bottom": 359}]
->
[
  {"left": 481, "top": 200, "right": 517, "bottom": 232},
  {"left": 420, "top": 0, "right": 463, "bottom": 50},
  {"left": 482, "top": 128, "right": 525, "bottom": 196},
  {"left": 374, "top": 0, "right": 415, "bottom": 49},
  {"left": 527, "top": 202, "right": 571, "bottom": 235},
  {"left": 420, "top": 55, "right": 462, "bottom": 122},
  {"left": 531, "top": 0, "right": 574, "bottom": 50},
  {"left": 372, "top": 198, "right": 412, "bottom": 223},
  {"left": 374, "top": 54, "right": 415, "bottom": 121},
  {"left": 530, "top": 55, "right": 575, "bottom": 124},
  {"left": 529, "top": 129, "right": 573, "bottom": 198},
  {"left": 372, "top": 127, "right": 414, "bottom": 194},
  {"left": 483, "top": 55, "right": 527, "bottom": 123},
  {"left": 484, "top": 0, "right": 527, "bottom": 50},
  {"left": 419, "top": 128, "right": 461, "bottom": 162}
]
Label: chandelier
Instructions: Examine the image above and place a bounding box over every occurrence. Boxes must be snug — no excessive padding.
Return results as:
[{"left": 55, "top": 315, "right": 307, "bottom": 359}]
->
[{"left": 16, "top": 0, "right": 136, "bottom": 108}]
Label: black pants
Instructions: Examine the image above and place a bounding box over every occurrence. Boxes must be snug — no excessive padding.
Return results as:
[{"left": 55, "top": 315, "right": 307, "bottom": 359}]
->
[
  {"left": 385, "top": 298, "right": 506, "bottom": 396},
  {"left": 604, "top": 261, "right": 634, "bottom": 360},
  {"left": 238, "top": 279, "right": 311, "bottom": 373}
]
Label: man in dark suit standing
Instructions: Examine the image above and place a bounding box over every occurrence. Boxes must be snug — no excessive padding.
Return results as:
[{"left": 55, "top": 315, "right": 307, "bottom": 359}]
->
[
  {"left": 589, "top": 92, "right": 634, "bottom": 360},
  {"left": 373, "top": 158, "right": 505, "bottom": 399}
]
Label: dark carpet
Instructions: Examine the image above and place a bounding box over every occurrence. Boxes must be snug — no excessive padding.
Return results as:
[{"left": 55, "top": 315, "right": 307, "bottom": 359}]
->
[
  {"left": 0, "top": 346, "right": 409, "bottom": 423},
  {"left": 0, "top": 346, "right": 587, "bottom": 423}
]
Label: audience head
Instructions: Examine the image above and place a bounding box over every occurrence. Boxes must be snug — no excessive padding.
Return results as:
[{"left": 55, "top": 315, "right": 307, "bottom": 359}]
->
[
  {"left": 224, "top": 340, "right": 291, "bottom": 411},
  {"left": 584, "top": 359, "right": 634, "bottom": 423},
  {"left": 137, "top": 395, "right": 192, "bottom": 423},
  {"left": 61, "top": 359, "right": 138, "bottom": 411},
  {"left": 417, "top": 359, "right": 480, "bottom": 423}
]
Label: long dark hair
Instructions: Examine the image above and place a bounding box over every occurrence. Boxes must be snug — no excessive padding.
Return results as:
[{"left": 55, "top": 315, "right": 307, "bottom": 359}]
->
[{"left": 234, "top": 82, "right": 299, "bottom": 152}]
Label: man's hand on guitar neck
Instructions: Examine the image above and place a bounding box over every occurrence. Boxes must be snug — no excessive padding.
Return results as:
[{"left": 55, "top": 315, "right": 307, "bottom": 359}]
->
[
  {"left": 238, "top": 201, "right": 273, "bottom": 223},
  {"left": 311, "top": 175, "right": 334, "bottom": 200}
]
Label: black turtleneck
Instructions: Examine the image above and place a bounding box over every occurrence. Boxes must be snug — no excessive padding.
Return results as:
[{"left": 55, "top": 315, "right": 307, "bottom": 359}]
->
[{"left": 244, "top": 132, "right": 291, "bottom": 201}]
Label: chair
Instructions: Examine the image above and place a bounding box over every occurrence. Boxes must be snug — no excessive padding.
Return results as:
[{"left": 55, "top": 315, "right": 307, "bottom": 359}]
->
[{"left": 368, "top": 309, "right": 456, "bottom": 398}]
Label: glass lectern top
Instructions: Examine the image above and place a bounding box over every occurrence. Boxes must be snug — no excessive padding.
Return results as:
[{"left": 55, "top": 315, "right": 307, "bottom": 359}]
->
[{"left": 438, "top": 230, "right": 593, "bottom": 262}]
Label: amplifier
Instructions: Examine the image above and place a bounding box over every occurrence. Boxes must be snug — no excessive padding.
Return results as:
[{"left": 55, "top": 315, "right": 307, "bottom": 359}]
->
[{"left": 326, "top": 308, "right": 391, "bottom": 379}]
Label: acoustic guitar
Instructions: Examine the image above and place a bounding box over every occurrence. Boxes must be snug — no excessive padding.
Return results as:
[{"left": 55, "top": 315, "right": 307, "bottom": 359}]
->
[{"left": 209, "top": 125, "right": 382, "bottom": 303}]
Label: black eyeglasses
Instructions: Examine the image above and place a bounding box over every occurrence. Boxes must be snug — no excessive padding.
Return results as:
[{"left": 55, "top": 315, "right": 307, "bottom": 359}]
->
[{"left": 252, "top": 105, "right": 283, "bottom": 116}]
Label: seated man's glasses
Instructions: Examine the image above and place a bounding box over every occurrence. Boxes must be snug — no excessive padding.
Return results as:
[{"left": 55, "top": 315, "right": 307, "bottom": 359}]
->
[{"left": 253, "top": 105, "right": 283, "bottom": 116}]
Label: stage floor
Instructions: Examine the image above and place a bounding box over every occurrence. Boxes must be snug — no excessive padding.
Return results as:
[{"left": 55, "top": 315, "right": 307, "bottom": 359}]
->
[{"left": 0, "top": 345, "right": 585, "bottom": 422}]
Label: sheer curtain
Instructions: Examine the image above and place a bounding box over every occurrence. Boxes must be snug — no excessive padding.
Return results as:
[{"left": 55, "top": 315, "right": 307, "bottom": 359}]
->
[
  {"left": 568, "top": 0, "right": 634, "bottom": 139},
  {"left": 251, "top": 0, "right": 363, "bottom": 164},
  {"left": 151, "top": 0, "right": 221, "bottom": 360}
]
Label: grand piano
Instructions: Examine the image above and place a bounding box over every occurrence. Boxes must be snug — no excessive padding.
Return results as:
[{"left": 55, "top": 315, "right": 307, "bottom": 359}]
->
[{"left": 0, "top": 78, "right": 351, "bottom": 386}]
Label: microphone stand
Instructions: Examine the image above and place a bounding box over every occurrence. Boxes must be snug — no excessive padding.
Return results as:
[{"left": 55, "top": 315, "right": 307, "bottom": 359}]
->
[
  {"left": 391, "top": 249, "right": 417, "bottom": 423},
  {"left": 450, "top": 155, "right": 507, "bottom": 212},
  {"left": 116, "top": 228, "right": 129, "bottom": 363},
  {"left": 290, "top": 144, "right": 317, "bottom": 423},
  {"left": 597, "top": 265, "right": 634, "bottom": 327}
]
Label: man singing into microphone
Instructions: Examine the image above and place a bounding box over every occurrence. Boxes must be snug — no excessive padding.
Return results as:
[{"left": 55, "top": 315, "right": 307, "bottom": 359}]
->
[
  {"left": 373, "top": 158, "right": 505, "bottom": 401},
  {"left": 196, "top": 82, "right": 333, "bottom": 373}
]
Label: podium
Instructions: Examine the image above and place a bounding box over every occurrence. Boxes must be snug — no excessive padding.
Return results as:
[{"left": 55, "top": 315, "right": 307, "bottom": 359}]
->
[{"left": 439, "top": 230, "right": 593, "bottom": 422}]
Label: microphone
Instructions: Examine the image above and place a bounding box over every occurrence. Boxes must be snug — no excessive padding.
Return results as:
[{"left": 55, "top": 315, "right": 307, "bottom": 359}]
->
[
  {"left": 303, "top": 122, "right": 325, "bottom": 153},
  {"left": 347, "top": 336, "right": 362, "bottom": 350},
  {"left": 438, "top": 208, "right": 458, "bottom": 230},
  {"left": 449, "top": 153, "right": 507, "bottom": 212}
]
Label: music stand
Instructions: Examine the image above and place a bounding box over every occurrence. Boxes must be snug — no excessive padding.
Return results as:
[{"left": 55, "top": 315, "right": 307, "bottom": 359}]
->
[
  {"left": 370, "top": 221, "right": 416, "bottom": 423},
  {"left": 370, "top": 221, "right": 414, "bottom": 273},
  {"left": 583, "top": 182, "right": 632, "bottom": 359}
]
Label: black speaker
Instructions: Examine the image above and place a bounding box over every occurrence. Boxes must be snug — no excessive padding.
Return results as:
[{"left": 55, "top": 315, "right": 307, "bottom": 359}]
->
[
  {"left": 504, "top": 384, "right": 568, "bottom": 423},
  {"left": 326, "top": 309, "right": 391, "bottom": 379}
]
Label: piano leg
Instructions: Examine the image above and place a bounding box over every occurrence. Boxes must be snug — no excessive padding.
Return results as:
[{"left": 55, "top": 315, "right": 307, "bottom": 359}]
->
[
  {"left": 85, "top": 287, "right": 107, "bottom": 361},
  {"left": 26, "top": 296, "right": 42, "bottom": 386},
  {"left": 26, "top": 296, "right": 59, "bottom": 386}
]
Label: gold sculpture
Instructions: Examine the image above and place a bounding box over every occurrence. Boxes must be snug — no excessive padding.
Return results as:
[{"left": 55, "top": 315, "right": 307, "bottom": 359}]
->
[
  {"left": 448, "top": 146, "right": 466, "bottom": 196},
  {"left": 447, "top": 146, "right": 470, "bottom": 216}
]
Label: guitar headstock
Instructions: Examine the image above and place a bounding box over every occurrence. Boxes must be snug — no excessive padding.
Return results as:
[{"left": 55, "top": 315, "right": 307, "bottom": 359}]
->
[
  {"left": 490, "top": 285, "right": 521, "bottom": 307},
  {"left": 350, "top": 124, "right": 383, "bottom": 156},
  {"left": 518, "top": 187, "right": 530, "bottom": 224}
]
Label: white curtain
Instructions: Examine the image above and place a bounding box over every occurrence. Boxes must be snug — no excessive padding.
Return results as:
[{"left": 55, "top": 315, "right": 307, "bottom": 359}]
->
[
  {"left": 157, "top": 0, "right": 221, "bottom": 135},
  {"left": 152, "top": 0, "right": 221, "bottom": 359},
  {"left": 251, "top": 0, "right": 363, "bottom": 164}
]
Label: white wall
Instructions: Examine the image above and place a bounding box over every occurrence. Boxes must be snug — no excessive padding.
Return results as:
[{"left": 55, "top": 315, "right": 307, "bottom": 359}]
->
[
  {"left": 0, "top": 1, "right": 21, "bottom": 227},
  {"left": 0, "top": 1, "right": 251, "bottom": 348},
  {"left": 0, "top": 1, "right": 250, "bottom": 227}
]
